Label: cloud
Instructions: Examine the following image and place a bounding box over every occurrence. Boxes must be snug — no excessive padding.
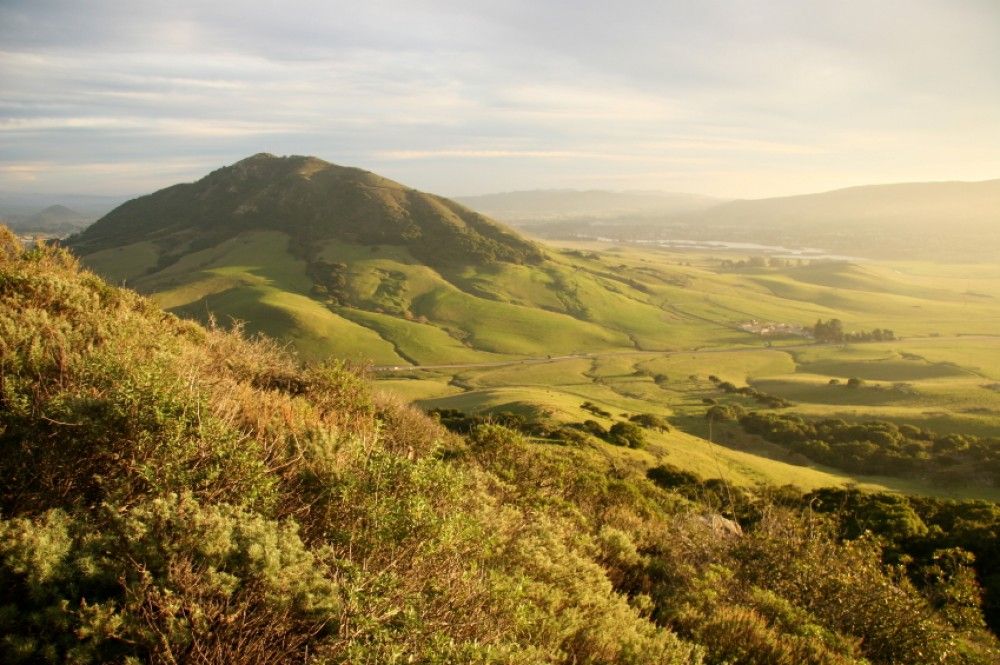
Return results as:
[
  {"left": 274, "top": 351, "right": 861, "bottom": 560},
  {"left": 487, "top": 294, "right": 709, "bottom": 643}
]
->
[{"left": 0, "top": 0, "right": 998, "bottom": 197}]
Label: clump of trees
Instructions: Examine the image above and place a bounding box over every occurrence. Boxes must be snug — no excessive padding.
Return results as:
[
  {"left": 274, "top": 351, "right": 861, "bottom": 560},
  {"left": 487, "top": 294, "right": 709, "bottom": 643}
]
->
[
  {"left": 307, "top": 258, "right": 349, "bottom": 303},
  {"left": 709, "top": 375, "right": 792, "bottom": 408},
  {"left": 427, "top": 407, "right": 668, "bottom": 449},
  {"left": 720, "top": 256, "right": 809, "bottom": 269},
  {"left": 581, "top": 401, "right": 613, "bottom": 418},
  {"left": 706, "top": 403, "right": 747, "bottom": 423},
  {"left": 733, "top": 410, "right": 1000, "bottom": 484},
  {"left": 629, "top": 412, "right": 671, "bottom": 431},
  {"left": 813, "top": 318, "right": 895, "bottom": 343}
]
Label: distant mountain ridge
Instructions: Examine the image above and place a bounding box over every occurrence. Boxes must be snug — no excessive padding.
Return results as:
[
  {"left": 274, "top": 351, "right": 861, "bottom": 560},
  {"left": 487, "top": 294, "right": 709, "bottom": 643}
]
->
[
  {"left": 694, "top": 178, "right": 1000, "bottom": 228},
  {"left": 456, "top": 189, "right": 724, "bottom": 222},
  {"left": 493, "top": 178, "right": 1000, "bottom": 261},
  {"left": 0, "top": 191, "right": 124, "bottom": 218},
  {"left": 0, "top": 204, "right": 94, "bottom": 235},
  {"left": 71, "top": 153, "right": 542, "bottom": 267},
  {"left": 24, "top": 204, "right": 91, "bottom": 232}
]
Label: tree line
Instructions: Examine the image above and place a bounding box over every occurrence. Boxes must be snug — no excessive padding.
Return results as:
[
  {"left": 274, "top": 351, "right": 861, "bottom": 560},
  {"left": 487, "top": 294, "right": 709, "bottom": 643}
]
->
[{"left": 813, "top": 318, "right": 895, "bottom": 343}]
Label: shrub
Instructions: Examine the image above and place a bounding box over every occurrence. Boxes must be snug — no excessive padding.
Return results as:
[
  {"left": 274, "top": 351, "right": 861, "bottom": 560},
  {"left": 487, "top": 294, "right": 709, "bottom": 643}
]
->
[
  {"left": 609, "top": 421, "right": 646, "bottom": 448},
  {"left": 630, "top": 413, "right": 671, "bottom": 431}
]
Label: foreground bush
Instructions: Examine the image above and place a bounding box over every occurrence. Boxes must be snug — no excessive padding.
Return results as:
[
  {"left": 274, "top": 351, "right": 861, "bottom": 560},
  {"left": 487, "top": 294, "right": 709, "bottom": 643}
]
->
[{"left": 0, "top": 230, "right": 700, "bottom": 663}]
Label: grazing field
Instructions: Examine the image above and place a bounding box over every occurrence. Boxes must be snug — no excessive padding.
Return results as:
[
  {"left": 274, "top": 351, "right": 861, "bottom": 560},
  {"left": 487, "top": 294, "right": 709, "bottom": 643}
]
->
[
  {"left": 370, "top": 242, "right": 1000, "bottom": 500},
  {"left": 80, "top": 223, "right": 1000, "bottom": 498}
]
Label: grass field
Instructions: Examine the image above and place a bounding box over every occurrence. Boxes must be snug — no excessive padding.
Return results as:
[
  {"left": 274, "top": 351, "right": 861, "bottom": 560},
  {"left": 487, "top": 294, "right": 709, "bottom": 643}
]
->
[
  {"left": 82, "top": 230, "right": 1000, "bottom": 498},
  {"left": 369, "top": 242, "right": 1000, "bottom": 500}
]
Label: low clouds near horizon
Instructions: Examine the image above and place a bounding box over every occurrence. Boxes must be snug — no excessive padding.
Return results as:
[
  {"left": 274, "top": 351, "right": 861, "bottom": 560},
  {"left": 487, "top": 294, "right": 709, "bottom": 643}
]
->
[{"left": 1, "top": 0, "right": 999, "bottom": 198}]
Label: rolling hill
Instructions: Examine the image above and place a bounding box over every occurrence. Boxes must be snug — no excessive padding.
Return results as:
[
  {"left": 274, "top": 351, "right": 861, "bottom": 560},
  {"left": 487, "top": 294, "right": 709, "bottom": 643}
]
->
[
  {"left": 71, "top": 155, "right": 1000, "bottom": 369},
  {"left": 71, "top": 153, "right": 542, "bottom": 268}
]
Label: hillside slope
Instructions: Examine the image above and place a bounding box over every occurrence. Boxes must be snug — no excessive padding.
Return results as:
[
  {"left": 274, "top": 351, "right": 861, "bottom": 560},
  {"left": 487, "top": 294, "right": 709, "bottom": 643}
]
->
[
  {"left": 73, "top": 155, "right": 646, "bottom": 363},
  {"left": 72, "top": 158, "right": 1000, "bottom": 367},
  {"left": 3, "top": 229, "right": 997, "bottom": 663},
  {"left": 71, "top": 153, "right": 542, "bottom": 268}
]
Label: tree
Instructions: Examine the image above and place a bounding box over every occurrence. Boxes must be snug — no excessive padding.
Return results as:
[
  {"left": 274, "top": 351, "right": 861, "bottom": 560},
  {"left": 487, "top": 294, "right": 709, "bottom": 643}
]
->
[
  {"left": 609, "top": 421, "right": 645, "bottom": 448},
  {"left": 813, "top": 318, "right": 845, "bottom": 343}
]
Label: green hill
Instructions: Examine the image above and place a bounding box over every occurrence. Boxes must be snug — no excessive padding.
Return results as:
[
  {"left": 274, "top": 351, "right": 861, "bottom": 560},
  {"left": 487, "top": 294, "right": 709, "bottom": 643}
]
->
[
  {"left": 71, "top": 158, "right": 1000, "bottom": 370},
  {"left": 70, "top": 153, "right": 542, "bottom": 269},
  {"left": 66, "top": 158, "right": 1000, "bottom": 492},
  {"left": 74, "top": 155, "right": 657, "bottom": 363}
]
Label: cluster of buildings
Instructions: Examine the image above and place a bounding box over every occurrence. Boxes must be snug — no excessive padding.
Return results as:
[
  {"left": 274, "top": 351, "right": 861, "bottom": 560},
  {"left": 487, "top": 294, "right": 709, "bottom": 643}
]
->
[{"left": 738, "top": 320, "right": 812, "bottom": 338}]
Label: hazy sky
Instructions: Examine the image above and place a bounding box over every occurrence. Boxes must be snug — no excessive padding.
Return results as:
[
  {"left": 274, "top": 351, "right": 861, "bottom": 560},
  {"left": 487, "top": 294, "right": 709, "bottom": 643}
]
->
[{"left": 1, "top": 0, "right": 999, "bottom": 198}]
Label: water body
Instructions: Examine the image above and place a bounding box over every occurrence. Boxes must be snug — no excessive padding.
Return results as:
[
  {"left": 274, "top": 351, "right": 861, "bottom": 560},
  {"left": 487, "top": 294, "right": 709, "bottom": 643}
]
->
[{"left": 580, "top": 235, "right": 863, "bottom": 262}]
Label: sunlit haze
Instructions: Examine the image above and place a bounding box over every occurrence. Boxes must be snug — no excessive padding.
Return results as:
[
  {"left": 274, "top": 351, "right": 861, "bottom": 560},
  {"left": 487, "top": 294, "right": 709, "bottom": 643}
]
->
[{"left": 1, "top": 0, "right": 999, "bottom": 197}]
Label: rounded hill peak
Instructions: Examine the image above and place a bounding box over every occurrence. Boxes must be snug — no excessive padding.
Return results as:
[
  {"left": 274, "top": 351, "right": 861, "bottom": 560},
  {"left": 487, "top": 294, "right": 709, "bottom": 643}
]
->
[{"left": 70, "top": 155, "right": 542, "bottom": 268}]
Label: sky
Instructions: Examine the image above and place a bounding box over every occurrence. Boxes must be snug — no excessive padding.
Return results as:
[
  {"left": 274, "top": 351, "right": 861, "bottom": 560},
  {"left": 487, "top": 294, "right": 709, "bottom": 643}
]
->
[{"left": 1, "top": 0, "right": 999, "bottom": 199}]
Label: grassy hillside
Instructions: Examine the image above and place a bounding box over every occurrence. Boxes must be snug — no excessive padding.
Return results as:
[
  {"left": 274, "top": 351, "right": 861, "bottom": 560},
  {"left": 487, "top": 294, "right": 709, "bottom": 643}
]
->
[
  {"left": 73, "top": 157, "right": 1000, "bottom": 367},
  {"left": 81, "top": 228, "right": 1000, "bottom": 365},
  {"left": 4, "top": 229, "right": 999, "bottom": 663},
  {"left": 364, "top": 244, "right": 1000, "bottom": 500},
  {"left": 68, "top": 159, "right": 1000, "bottom": 500}
]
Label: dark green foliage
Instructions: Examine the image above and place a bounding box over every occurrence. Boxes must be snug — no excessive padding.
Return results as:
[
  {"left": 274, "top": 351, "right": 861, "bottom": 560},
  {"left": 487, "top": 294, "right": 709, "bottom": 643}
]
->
[
  {"left": 806, "top": 487, "right": 1000, "bottom": 636},
  {"left": 736, "top": 410, "right": 1000, "bottom": 483},
  {"left": 813, "top": 318, "right": 895, "bottom": 343},
  {"left": 609, "top": 421, "right": 646, "bottom": 448},
  {"left": 714, "top": 380, "right": 792, "bottom": 408},
  {"left": 427, "top": 407, "right": 586, "bottom": 446},
  {"left": 706, "top": 404, "right": 745, "bottom": 422},
  {"left": 629, "top": 413, "right": 671, "bottom": 431},
  {"left": 307, "top": 259, "right": 349, "bottom": 303},
  {"left": 648, "top": 464, "right": 703, "bottom": 489},
  {"left": 581, "top": 401, "right": 613, "bottom": 418}
]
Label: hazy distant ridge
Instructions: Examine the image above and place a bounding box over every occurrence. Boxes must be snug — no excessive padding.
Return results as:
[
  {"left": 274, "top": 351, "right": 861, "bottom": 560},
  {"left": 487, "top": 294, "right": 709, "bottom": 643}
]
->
[
  {"left": 456, "top": 189, "right": 724, "bottom": 221},
  {"left": 696, "top": 178, "right": 1000, "bottom": 228}
]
